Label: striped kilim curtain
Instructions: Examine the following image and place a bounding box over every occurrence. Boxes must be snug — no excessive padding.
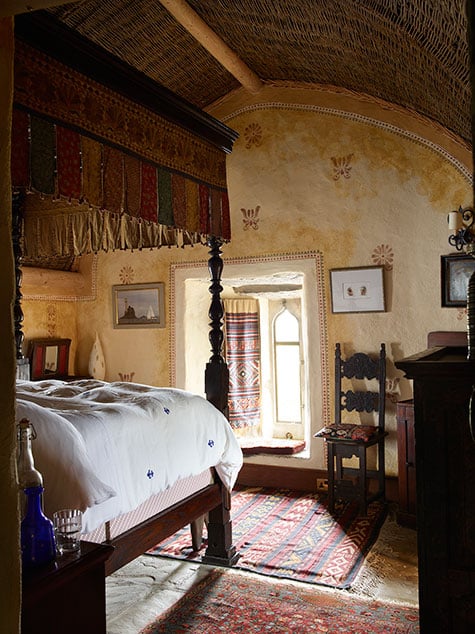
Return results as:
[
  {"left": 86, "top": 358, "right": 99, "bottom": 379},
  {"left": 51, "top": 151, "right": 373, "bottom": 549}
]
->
[{"left": 224, "top": 299, "right": 261, "bottom": 431}]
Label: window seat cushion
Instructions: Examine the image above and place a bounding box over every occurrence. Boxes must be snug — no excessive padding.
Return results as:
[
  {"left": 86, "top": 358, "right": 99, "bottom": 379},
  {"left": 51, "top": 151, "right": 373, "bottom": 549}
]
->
[
  {"left": 239, "top": 437, "right": 306, "bottom": 456},
  {"left": 314, "top": 423, "right": 381, "bottom": 442}
]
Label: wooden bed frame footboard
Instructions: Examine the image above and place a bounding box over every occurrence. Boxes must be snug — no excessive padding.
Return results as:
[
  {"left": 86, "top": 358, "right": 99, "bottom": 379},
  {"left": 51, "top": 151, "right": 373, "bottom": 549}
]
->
[{"left": 104, "top": 472, "right": 238, "bottom": 575}]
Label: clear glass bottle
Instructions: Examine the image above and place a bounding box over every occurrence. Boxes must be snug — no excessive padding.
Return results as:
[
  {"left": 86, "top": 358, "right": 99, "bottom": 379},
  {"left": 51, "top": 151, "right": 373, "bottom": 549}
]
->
[
  {"left": 17, "top": 418, "right": 43, "bottom": 490},
  {"left": 17, "top": 418, "right": 56, "bottom": 567}
]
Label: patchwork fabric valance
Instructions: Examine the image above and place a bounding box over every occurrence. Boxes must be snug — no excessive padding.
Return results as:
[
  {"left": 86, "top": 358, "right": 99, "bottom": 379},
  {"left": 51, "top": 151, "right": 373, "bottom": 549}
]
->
[{"left": 12, "top": 41, "right": 232, "bottom": 257}]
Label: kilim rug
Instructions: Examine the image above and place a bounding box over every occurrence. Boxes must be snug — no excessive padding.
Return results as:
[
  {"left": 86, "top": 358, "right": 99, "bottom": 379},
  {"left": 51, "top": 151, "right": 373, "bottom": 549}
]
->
[
  {"left": 139, "top": 568, "right": 419, "bottom": 633},
  {"left": 147, "top": 486, "right": 387, "bottom": 589}
]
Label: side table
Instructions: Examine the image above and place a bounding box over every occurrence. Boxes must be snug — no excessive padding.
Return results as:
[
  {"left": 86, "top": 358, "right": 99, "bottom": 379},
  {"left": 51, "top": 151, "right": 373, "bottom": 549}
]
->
[{"left": 22, "top": 540, "right": 113, "bottom": 634}]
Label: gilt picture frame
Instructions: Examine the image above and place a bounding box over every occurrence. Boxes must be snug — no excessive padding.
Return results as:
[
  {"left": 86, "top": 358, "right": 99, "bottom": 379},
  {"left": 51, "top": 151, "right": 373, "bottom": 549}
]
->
[
  {"left": 330, "top": 266, "right": 385, "bottom": 313},
  {"left": 112, "top": 282, "right": 165, "bottom": 328},
  {"left": 441, "top": 253, "right": 475, "bottom": 307}
]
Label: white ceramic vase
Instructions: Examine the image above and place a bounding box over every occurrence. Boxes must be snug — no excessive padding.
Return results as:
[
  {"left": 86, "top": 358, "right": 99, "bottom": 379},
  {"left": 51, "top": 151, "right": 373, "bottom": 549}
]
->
[{"left": 88, "top": 332, "right": 106, "bottom": 380}]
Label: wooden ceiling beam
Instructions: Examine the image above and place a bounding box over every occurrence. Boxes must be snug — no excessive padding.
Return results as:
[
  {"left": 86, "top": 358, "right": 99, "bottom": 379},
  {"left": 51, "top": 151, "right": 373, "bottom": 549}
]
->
[{"left": 159, "top": 0, "right": 263, "bottom": 94}]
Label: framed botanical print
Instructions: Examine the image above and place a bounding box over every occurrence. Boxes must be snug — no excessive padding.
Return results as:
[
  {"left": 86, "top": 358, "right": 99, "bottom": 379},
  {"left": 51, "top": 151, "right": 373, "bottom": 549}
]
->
[{"left": 330, "top": 266, "right": 385, "bottom": 313}]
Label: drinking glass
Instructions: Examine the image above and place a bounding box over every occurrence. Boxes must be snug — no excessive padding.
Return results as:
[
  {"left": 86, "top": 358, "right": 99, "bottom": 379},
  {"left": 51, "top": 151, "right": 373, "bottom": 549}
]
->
[{"left": 53, "top": 509, "right": 82, "bottom": 555}]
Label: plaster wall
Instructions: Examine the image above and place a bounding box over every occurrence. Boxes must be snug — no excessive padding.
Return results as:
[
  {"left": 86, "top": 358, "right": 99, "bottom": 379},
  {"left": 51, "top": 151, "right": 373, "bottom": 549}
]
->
[{"left": 209, "top": 87, "right": 472, "bottom": 473}]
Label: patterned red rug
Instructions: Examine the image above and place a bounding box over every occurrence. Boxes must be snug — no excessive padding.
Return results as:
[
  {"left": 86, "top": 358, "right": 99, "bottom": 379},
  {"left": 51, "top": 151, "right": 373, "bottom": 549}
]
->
[
  {"left": 147, "top": 486, "right": 387, "bottom": 589},
  {"left": 139, "top": 568, "right": 419, "bottom": 633}
]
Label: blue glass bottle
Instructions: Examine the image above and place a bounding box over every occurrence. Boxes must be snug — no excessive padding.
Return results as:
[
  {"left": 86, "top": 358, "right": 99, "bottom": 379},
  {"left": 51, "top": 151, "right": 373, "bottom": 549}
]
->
[
  {"left": 17, "top": 419, "right": 56, "bottom": 568},
  {"left": 21, "top": 485, "right": 56, "bottom": 568}
]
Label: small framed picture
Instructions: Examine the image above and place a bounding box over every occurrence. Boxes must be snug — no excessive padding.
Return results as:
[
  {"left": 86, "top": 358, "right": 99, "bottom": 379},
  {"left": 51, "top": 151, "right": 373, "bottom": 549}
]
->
[
  {"left": 330, "top": 266, "right": 385, "bottom": 313},
  {"left": 441, "top": 253, "right": 475, "bottom": 307},
  {"left": 28, "top": 338, "right": 71, "bottom": 380},
  {"left": 112, "top": 282, "right": 165, "bottom": 328}
]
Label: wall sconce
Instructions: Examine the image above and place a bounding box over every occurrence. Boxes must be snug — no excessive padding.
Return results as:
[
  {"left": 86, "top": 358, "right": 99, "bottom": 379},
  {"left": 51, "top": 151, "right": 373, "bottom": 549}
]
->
[{"left": 448, "top": 206, "right": 475, "bottom": 253}]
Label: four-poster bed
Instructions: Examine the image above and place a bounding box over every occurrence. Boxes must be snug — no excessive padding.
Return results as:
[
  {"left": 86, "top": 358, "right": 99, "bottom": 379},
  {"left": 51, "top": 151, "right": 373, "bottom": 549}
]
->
[{"left": 12, "top": 12, "right": 241, "bottom": 575}]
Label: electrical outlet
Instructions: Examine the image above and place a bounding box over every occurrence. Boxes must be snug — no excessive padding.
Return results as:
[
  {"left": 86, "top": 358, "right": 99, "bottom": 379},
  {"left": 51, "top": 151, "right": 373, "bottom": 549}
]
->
[{"left": 316, "top": 478, "right": 328, "bottom": 491}]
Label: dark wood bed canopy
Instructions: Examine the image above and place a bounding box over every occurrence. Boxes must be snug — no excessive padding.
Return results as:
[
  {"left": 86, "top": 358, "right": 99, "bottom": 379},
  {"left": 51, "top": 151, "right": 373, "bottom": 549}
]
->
[{"left": 12, "top": 11, "right": 239, "bottom": 573}]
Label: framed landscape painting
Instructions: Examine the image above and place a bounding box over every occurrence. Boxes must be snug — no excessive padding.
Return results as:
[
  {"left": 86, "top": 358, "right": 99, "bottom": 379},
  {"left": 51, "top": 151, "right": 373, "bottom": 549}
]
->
[{"left": 112, "top": 282, "right": 165, "bottom": 328}]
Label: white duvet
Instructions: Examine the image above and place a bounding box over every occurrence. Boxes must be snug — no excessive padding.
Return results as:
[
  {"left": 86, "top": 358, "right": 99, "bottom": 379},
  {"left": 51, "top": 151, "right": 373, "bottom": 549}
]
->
[{"left": 16, "top": 379, "right": 243, "bottom": 532}]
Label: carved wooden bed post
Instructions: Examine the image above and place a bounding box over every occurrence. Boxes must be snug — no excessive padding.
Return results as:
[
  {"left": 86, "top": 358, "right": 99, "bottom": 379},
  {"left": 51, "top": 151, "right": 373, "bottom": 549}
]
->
[
  {"left": 205, "top": 235, "right": 229, "bottom": 414},
  {"left": 203, "top": 235, "right": 239, "bottom": 566},
  {"left": 12, "top": 190, "right": 30, "bottom": 380}
]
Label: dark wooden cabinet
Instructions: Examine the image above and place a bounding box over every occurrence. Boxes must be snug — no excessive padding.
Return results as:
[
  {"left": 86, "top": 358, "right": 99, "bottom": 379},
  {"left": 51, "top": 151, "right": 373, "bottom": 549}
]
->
[
  {"left": 396, "top": 399, "right": 417, "bottom": 527},
  {"left": 22, "top": 541, "right": 113, "bottom": 634},
  {"left": 396, "top": 347, "right": 475, "bottom": 633}
]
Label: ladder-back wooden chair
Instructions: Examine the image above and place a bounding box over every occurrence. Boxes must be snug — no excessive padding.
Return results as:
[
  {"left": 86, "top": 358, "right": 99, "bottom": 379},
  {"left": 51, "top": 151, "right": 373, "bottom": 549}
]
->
[{"left": 315, "top": 343, "right": 387, "bottom": 515}]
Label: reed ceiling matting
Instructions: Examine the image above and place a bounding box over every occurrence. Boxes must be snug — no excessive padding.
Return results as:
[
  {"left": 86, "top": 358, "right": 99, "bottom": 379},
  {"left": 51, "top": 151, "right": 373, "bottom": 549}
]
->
[{"left": 44, "top": 0, "right": 471, "bottom": 144}]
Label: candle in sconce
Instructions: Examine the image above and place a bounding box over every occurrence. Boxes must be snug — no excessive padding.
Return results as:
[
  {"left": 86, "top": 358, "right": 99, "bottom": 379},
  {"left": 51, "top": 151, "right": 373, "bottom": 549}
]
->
[{"left": 448, "top": 211, "right": 459, "bottom": 233}]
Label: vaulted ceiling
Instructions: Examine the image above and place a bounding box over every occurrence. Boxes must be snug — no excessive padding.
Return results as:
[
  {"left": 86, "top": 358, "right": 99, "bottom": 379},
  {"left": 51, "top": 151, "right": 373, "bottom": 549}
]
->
[{"left": 8, "top": 1, "right": 473, "bottom": 144}]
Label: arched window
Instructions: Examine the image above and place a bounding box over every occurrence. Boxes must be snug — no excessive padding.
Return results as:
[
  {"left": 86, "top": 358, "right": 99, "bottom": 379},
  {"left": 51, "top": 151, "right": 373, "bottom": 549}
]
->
[{"left": 273, "top": 303, "right": 302, "bottom": 424}]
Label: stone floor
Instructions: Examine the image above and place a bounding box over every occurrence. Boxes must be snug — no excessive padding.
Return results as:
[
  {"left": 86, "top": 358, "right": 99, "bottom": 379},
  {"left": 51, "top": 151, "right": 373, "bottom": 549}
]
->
[{"left": 106, "top": 514, "right": 419, "bottom": 633}]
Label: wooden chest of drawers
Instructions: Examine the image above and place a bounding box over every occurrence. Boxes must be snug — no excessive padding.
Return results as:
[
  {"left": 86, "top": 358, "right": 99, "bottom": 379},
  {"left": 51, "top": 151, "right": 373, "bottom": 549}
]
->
[{"left": 396, "top": 399, "right": 416, "bottom": 527}]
